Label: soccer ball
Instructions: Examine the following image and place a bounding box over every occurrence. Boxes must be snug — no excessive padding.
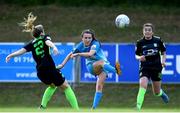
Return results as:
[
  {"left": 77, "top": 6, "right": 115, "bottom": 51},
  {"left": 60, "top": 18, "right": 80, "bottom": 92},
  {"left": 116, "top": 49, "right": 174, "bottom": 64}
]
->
[{"left": 115, "top": 14, "right": 130, "bottom": 28}]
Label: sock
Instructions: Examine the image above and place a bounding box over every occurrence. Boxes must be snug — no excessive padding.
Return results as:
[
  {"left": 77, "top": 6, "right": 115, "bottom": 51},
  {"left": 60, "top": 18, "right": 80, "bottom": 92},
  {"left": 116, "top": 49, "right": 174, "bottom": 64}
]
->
[
  {"left": 41, "top": 86, "right": 57, "bottom": 108},
  {"left": 64, "top": 86, "right": 79, "bottom": 110},
  {"left": 155, "top": 89, "right": 169, "bottom": 103},
  {"left": 92, "top": 92, "right": 103, "bottom": 109},
  {"left": 103, "top": 63, "right": 116, "bottom": 73},
  {"left": 136, "top": 87, "right": 146, "bottom": 110}
]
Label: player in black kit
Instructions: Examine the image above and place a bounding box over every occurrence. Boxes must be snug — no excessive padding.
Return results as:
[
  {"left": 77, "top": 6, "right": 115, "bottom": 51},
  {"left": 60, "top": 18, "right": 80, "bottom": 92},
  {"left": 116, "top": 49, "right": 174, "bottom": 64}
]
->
[
  {"left": 135, "top": 23, "right": 169, "bottom": 110},
  {"left": 5, "top": 13, "right": 79, "bottom": 110}
]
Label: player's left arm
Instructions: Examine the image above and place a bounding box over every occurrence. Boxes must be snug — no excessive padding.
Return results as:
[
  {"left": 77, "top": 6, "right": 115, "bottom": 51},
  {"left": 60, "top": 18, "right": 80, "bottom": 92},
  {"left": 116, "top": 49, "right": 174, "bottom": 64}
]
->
[
  {"left": 6, "top": 48, "right": 27, "bottom": 63},
  {"left": 73, "top": 50, "right": 96, "bottom": 58},
  {"left": 45, "top": 40, "right": 59, "bottom": 55},
  {"left": 161, "top": 51, "right": 166, "bottom": 67},
  {"left": 159, "top": 38, "right": 166, "bottom": 67}
]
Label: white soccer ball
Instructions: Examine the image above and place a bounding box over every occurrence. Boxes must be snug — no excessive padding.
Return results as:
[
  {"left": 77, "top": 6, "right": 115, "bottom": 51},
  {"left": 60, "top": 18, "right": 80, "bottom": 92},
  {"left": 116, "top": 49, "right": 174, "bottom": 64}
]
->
[{"left": 115, "top": 14, "right": 130, "bottom": 28}]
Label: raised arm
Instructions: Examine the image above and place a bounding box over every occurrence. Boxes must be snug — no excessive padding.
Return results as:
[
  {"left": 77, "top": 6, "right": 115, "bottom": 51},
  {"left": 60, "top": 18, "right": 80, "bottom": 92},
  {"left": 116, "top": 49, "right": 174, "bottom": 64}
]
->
[{"left": 6, "top": 48, "right": 27, "bottom": 63}]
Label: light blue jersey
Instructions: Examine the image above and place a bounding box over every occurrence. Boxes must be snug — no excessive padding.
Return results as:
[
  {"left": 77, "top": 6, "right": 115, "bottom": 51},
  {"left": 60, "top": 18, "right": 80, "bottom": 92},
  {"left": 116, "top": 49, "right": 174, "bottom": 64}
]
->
[
  {"left": 72, "top": 40, "right": 108, "bottom": 65},
  {"left": 72, "top": 40, "right": 117, "bottom": 76}
]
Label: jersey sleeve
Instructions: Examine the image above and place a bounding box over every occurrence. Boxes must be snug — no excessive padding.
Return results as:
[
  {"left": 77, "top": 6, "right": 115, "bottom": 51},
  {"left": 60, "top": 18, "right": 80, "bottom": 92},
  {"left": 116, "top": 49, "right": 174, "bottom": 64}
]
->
[
  {"left": 23, "top": 41, "right": 33, "bottom": 52},
  {"left": 135, "top": 41, "right": 141, "bottom": 55},
  {"left": 72, "top": 42, "right": 83, "bottom": 54},
  {"left": 44, "top": 35, "right": 51, "bottom": 41},
  {"left": 159, "top": 38, "right": 166, "bottom": 53},
  {"left": 91, "top": 41, "right": 100, "bottom": 52}
]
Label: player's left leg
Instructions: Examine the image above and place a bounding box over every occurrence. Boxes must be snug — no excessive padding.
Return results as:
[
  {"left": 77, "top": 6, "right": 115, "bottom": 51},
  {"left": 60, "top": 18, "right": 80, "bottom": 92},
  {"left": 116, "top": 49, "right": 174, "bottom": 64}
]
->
[
  {"left": 152, "top": 81, "right": 169, "bottom": 103},
  {"left": 103, "top": 62, "right": 121, "bottom": 75},
  {"left": 61, "top": 81, "right": 79, "bottom": 110},
  {"left": 93, "top": 60, "right": 121, "bottom": 75},
  {"left": 40, "top": 84, "right": 57, "bottom": 109},
  {"left": 92, "top": 72, "right": 106, "bottom": 109}
]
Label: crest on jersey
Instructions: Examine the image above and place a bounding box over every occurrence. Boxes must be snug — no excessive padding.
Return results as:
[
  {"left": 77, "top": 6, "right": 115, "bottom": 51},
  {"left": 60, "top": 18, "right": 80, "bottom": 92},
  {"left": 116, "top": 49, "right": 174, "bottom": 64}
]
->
[
  {"left": 154, "top": 43, "right": 157, "bottom": 47},
  {"left": 91, "top": 45, "right": 96, "bottom": 50}
]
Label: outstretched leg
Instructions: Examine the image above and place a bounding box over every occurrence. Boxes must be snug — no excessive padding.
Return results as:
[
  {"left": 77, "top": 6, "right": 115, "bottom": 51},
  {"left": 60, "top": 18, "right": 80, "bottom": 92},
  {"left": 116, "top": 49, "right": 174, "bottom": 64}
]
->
[{"left": 93, "top": 60, "right": 121, "bottom": 75}]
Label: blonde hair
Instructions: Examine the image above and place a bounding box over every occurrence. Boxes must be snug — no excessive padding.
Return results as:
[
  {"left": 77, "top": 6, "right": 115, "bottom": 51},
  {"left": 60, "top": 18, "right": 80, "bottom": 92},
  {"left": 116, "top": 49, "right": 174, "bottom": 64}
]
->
[{"left": 19, "top": 12, "right": 37, "bottom": 32}]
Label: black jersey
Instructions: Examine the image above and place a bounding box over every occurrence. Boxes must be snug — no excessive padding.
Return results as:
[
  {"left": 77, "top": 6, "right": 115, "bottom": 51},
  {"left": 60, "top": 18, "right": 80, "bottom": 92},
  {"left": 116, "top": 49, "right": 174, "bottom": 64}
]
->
[
  {"left": 23, "top": 35, "right": 56, "bottom": 70},
  {"left": 135, "top": 36, "right": 166, "bottom": 71}
]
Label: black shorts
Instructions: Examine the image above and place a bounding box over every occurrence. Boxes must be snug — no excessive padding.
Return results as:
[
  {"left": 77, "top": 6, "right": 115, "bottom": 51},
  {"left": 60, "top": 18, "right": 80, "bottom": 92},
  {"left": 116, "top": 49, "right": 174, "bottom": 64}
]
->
[
  {"left": 37, "top": 68, "right": 65, "bottom": 86},
  {"left": 139, "top": 69, "right": 162, "bottom": 81}
]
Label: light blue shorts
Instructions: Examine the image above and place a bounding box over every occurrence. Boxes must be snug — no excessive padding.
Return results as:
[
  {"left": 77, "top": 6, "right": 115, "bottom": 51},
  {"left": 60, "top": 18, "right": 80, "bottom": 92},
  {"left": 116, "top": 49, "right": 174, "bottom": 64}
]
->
[{"left": 86, "top": 62, "right": 109, "bottom": 76}]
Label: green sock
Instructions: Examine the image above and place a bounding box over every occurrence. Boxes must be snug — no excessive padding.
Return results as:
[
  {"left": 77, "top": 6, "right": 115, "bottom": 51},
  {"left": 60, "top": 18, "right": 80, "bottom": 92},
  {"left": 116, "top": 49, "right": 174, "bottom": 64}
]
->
[
  {"left": 41, "top": 86, "right": 57, "bottom": 108},
  {"left": 64, "top": 86, "right": 79, "bottom": 110},
  {"left": 136, "top": 87, "right": 146, "bottom": 110}
]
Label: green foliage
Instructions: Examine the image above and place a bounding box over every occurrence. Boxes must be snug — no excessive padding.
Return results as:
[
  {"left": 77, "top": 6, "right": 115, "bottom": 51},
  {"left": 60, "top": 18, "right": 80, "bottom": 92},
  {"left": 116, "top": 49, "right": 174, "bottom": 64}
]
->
[
  {"left": 0, "top": 0, "right": 179, "bottom": 7},
  {"left": 0, "top": 5, "right": 179, "bottom": 43}
]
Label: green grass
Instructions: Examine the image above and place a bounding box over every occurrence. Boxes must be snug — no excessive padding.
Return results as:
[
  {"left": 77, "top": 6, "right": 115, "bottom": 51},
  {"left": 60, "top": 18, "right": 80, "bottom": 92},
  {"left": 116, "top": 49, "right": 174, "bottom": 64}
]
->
[
  {"left": 0, "top": 107, "right": 180, "bottom": 112},
  {"left": 0, "top": 83, "right": 180, "bottom": 110}
]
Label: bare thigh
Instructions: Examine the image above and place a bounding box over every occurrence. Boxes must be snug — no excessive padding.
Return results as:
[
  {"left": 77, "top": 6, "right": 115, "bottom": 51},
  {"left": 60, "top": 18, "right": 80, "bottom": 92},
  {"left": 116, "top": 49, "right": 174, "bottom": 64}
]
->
[{"left": 93, "top": 60, "right": 104, "bottom": 75}]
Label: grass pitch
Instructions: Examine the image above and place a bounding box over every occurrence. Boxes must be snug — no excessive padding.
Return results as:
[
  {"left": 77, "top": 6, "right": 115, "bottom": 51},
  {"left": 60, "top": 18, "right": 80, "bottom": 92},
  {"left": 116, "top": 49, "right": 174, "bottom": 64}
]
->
[{"left": 0, "top": 107, "right": 179, "bottom": 112}]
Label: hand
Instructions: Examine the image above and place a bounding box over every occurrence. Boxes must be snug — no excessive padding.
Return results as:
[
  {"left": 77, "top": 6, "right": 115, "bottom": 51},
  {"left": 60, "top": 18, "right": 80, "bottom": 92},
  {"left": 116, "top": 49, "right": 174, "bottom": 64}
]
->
[
  {"left": 139, "top": 56, "right": 146, "bottom": 62},
  {"left": 6, "top": 55, "right": 11, "bottom": 63},
  {"left": 56, "top": 64, "right": 64, "bottom": 69},
  {"left": 53, "top": 47, "right": 59, "bottom": 55},
  {"left": 70, "top": 53, "right": 78, "bottom": 58},
  {"left": 162, "top": 62, "right": 166, "bottom": 67}
]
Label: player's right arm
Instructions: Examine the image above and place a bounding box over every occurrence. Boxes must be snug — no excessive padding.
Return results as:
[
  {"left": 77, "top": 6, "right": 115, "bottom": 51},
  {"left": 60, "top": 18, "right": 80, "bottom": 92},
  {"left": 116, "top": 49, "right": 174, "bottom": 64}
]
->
[
  {"left": 57, "top": 42, "right": 83, "bottom": 69},
  {"left": 6, "top": 48, "right": 27, "bottom": 63},
  {"left": 56, "top": 52, "right": 73, "bottom": 69},
  {"left": 135, "top": 40, "right": 146, "bottom": 62},
  {"left": 135, "top": 55, "right": 146, "bottom": 62}
]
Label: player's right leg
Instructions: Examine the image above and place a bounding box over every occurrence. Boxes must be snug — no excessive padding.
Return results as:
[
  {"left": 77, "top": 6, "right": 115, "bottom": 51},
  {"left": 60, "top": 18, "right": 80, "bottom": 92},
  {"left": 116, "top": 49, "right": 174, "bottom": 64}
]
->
[
  {"left": 87, "top": 62, "right": 106, "bottom": 109},
  {"left": 92, "top": 72, "right": 106, "bottom": 109},
  {"left": 136, "top": 76, "right": 148, "bottom": 110}
]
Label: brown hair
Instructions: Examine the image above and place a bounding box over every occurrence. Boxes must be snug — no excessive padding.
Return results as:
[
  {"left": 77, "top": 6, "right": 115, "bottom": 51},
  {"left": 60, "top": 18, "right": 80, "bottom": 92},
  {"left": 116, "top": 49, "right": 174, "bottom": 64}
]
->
[
  {"left": 143, "top": 23, "right": 154, "bottom": 31},
  {"left": 81, "top": 29, "right": 96, "bottom": 40}
]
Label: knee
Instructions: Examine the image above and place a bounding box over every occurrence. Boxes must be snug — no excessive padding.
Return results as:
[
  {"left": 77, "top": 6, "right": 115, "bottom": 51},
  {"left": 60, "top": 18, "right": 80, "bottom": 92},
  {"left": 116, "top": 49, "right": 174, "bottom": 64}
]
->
[
  {"left": 139, "top": 83, "right": 148, "bottom": 89},
  {"left": 93, "top": 65, "right": 103, "bottom": 75},
  {"left": 139, "top": 77, "right": 148, "bottom": 89},
  {"left": 60, "top": 81, "right": 69, "bottom": 90}
]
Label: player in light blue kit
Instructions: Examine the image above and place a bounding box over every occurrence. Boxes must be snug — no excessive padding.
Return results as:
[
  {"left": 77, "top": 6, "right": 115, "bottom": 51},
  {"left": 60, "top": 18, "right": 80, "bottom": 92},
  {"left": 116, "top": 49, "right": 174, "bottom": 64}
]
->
[{"left": 57, "top": 29, "right": 121, "bottom": 109}]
